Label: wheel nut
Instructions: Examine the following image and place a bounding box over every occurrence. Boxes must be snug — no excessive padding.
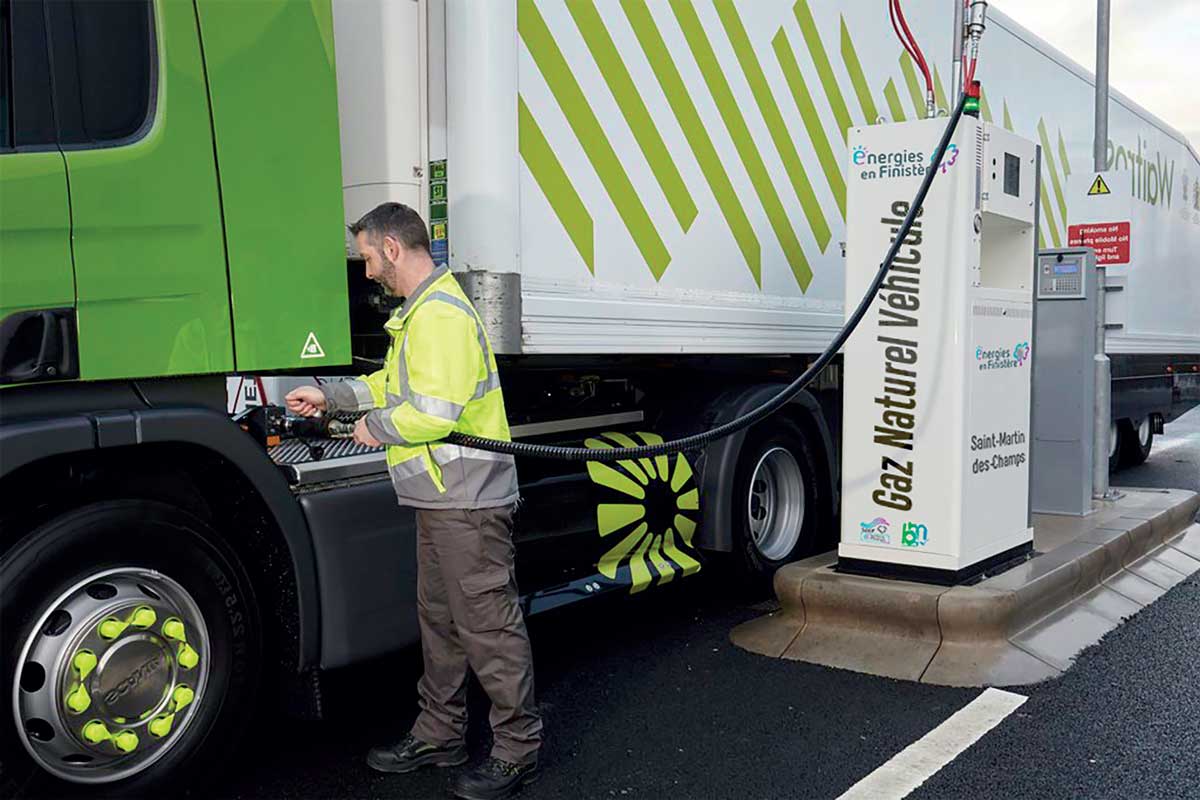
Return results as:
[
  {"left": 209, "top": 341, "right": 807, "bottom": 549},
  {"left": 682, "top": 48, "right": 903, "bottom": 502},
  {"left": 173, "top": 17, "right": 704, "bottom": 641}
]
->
[
  {"left": 113, "top": 730, "right": 139, "bottom": 753},
  {"left": 149, "top": 714, "right": 174, "bottom": 738},
  {"left": 177, "top": 643, "right": 199, "bottom": 670},
  {"left": 73, "top": 649, "right": 98, "bottom": 680},
  {"left": 66, "top": 685, "right": 91, "bottom": 714},
  {"left": 82, "top": 720, "right": 109, "bottom": 744},
  {"left": 98, "top": 618, "right": 126, "bottom": 640},
  {"left": 162, "top": 618, "right": 186, "bottom": 641},
  {"left": 131, "top": 606, "right": 157, "bottom": 629},
  {"left": 172, "top": 685, "right": 195, "bottom": 710}
]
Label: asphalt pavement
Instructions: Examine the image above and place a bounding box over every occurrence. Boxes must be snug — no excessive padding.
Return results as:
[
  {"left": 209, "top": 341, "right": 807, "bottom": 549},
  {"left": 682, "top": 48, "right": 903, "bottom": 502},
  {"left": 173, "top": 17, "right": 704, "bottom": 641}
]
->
[{"left": 9, "top": 408, "right": 1199, "bottom": 799}]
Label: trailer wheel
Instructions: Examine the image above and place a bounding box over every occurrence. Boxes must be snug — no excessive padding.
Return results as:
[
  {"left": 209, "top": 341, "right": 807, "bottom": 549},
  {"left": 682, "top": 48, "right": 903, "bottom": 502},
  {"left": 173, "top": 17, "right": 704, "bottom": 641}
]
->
[
  {"left": 1, "top": 501, "right": 260, "bottom": 794},
  {"left": 733, "top": 419, "right": 820, "bottom": 579},
  {"left": 1119, "top": 417, "right": 1154, "bottom": 467},
  {"left": 1107, "top": 420, "right": 1121, "bottom": 473}
]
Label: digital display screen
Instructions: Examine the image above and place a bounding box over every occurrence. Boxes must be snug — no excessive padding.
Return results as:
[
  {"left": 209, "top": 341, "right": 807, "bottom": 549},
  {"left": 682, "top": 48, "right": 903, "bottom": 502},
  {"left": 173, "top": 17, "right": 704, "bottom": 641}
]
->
[
  {"left": 1004, "top": 153, "right": 1021, "bottom": 196},
  {"left": 1053, "top": 262, "right": 1079, "bottom": 275}
]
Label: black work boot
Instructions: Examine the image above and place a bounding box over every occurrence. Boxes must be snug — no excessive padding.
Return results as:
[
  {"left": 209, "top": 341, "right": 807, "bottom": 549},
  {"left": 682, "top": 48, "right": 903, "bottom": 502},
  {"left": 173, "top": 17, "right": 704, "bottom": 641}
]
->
[
  {"left": 451, "top": 756, "right": 539, "bottom": 800},
  {"left": 366, "top": 733, "right": 468, "bottom": 774}
]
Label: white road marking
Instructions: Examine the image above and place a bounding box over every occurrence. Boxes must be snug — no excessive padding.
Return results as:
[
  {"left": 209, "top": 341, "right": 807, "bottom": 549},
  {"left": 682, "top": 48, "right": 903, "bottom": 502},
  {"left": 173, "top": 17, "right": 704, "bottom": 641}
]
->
[{"left": 837, "top": 688, "right": 1028, "bottom": 800}]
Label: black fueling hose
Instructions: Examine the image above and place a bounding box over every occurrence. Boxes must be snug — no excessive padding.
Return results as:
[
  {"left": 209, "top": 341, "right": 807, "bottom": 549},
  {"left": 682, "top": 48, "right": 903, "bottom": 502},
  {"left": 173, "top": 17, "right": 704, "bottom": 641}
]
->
[{"left": 448, "top": 93, "right": 970, "bottom": 463}]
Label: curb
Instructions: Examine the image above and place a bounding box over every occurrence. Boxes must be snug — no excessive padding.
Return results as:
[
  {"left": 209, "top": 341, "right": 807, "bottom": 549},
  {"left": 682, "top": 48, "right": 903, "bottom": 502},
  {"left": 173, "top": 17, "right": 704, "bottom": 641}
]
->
[{"left": 731, "top": 489, "right": 1200, "bottom": 686}]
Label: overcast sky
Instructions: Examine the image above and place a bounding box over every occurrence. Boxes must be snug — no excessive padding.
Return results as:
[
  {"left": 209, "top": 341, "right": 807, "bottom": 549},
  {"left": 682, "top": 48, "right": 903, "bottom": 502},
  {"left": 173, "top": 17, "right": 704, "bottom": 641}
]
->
[{"left": 991, "top": 0, "right": 1199, "bottom": 146}]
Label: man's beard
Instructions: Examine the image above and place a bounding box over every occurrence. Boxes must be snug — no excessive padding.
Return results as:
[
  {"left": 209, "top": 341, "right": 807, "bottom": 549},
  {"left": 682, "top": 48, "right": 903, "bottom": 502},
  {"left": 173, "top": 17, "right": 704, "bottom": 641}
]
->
[{"left": 375, "top": 254, "right": 399, "bottom": 296}]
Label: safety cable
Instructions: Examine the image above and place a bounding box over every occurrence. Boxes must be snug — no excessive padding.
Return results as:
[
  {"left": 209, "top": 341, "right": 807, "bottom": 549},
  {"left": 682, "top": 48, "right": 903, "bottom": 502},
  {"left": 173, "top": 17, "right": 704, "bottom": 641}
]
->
[{"left": 445, "top": 92, "right": 970, "bottom": 462}]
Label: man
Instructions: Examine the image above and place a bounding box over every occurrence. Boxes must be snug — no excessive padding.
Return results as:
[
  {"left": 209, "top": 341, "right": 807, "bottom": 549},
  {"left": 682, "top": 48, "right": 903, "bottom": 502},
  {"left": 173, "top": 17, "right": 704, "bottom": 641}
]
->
[{"left": 286, "top": 203, "right": 542, "bottom": 800}]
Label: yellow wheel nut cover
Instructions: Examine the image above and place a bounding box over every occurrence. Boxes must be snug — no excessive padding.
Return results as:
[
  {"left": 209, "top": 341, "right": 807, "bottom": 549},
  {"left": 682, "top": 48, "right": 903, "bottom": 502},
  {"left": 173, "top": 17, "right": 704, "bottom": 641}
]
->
[
  {"left": 98, "top": 618, "right": 125, "bottom": 640},
  {"left": 172, "top": 685, "right": 195, "bottom": 710},
  {"left": 73, "top": 650, "right": 98, "bottom": 680},
  {"left": 83, "top": 720, "right": 109, "bottom": 744},
  {"left": 177, "top": 643, "right": 199, "bottom": 670},
  {"left": 113, "top": 730, "right": 139, "bottom": 753},
  {"left": 66, "top": 685, "right": 91, "bottom": 714},
  {"left": 149, "top": 715, "right": 174, "bottom": 739},
  {"left": 131, "top": 606, "right": 157, "bottom": 629},
  {"left": 162, "top": 618, "right": 186, "bottom": 641}
]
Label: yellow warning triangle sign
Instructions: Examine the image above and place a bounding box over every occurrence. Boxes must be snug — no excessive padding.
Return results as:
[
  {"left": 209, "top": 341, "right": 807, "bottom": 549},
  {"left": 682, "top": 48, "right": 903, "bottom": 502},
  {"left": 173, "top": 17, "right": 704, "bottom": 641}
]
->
[{"left": 1087, "top": 174, "right": 1111, "bottom": 196}]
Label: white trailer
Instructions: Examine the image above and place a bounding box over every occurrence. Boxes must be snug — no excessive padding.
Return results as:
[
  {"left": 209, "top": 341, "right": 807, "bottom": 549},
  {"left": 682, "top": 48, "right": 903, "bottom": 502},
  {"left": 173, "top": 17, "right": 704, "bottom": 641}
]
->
[{"left": 328, "top": 0, "right": 1198, "bottom": 475}]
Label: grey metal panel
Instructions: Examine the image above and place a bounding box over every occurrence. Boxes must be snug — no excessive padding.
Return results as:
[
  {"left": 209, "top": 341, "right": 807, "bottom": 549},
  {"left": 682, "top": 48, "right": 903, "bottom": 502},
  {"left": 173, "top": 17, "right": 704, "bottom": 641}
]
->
[
  {"left": 456, "top": 270, "right": 521, "bottom": 354},
  {"left": 1032, "top": 248, "right": 1098, "bottom": 516},
  {"left": 300, "top": 479, "right": 420, "bottom": 668}
]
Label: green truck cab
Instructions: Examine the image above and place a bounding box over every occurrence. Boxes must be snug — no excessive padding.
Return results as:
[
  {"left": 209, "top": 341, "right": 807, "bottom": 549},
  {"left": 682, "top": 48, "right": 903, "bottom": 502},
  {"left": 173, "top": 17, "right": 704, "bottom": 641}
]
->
[
  {"left": 0, "top": 0, "right": 348, "bottom": 381},
  {"left": 0, "top": 0, "right": 360, "bottom": 790}
]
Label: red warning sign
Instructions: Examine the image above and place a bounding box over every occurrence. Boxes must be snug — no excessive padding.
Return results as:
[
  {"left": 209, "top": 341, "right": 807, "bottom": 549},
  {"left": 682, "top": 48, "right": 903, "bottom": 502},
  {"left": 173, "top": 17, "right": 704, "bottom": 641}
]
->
[{"left": 1067, "top": 221, "right": 1130, "bottom": 265}]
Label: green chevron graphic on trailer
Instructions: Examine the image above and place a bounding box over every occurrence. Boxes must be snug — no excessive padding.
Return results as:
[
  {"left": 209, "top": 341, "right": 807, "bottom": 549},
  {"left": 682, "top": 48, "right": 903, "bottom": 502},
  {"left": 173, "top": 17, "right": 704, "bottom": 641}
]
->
[
  {"left": 899, "top": 52, "right": 925, "bottom": 117},
  {"left": 883, "top": 78, "right": 907, "bottom": 122},
  {"left": 715, "top": 0, "right": 831, "bottom": 253},
  {"left": 792, "top": 0, "right": 852, "bottom": 143},
  {"left": 566, "top": 0, "right": 697, "bottom": 233},
  {"left": 1038, "top": 119, "right": 1069, "bottom": 234},
  {"left": 620, "top": 0, "right": 762, "bottom": 284},
  {"left": 519, "top": 1, "right": 1025, "bottom": 295},
  {"left": 840, "top": 16, "right": 879, "bottom": 125},
  {"left": 932, "top": 66, "right": 949, "bottom": 112},
  {"left": 774, "top": 29, "right": 846, "bottom": 218},
  {"left": 519, "top": 0, "right": 671, "bottom": 279},
  {"left": 518, "top": 96, "right": 594, "bottom": 273},
  {"left": 671, "top": 0, "right": 812, "bottom": 289}
]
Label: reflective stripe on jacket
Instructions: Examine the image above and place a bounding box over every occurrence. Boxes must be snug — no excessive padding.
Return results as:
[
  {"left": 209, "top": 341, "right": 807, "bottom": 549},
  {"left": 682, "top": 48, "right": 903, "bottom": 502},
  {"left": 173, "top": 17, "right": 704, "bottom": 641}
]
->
[{"left": 321, "top": 267, "right": 519, "bottom": 509}]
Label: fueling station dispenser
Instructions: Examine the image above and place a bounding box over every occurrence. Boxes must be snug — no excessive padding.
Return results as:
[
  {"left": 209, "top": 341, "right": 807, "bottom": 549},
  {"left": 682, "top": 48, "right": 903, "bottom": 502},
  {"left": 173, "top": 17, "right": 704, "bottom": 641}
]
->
[
  {"left": 838, "top": 116, "right": 1041, "bottom": 584},
  {"left": 1030, "top": 248, "right": 1102, "bottom": 516}
]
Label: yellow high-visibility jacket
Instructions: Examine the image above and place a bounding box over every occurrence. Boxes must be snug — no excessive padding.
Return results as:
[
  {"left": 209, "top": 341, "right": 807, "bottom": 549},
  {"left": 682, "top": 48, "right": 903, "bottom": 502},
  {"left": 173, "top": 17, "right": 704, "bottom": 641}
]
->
[{"left": 322, "top": 267, "right": 518, "bottom": 509}]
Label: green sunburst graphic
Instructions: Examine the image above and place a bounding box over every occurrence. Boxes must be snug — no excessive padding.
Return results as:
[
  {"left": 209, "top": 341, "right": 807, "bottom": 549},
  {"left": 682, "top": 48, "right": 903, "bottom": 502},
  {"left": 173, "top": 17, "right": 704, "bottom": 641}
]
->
[{"left": 585, "top": 432, "right": 702, "bottom": 593}]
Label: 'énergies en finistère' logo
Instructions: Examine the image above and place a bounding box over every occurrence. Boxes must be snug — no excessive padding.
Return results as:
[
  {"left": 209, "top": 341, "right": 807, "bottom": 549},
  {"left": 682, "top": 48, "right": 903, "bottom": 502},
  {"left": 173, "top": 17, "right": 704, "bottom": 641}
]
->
[
  {"left": 853, "top": 144, "right": 959, "bottom": 181},
  {"left": 859, "top": 517, "right": 891, "bottom": 544},
  {"left": 976, "top": 342, "right": 1031, "bottom": 371}
]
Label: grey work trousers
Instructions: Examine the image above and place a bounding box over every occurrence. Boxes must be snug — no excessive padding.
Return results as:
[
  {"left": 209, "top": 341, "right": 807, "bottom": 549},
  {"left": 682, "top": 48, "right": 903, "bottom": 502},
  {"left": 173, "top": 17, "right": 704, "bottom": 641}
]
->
[{"left": 409, "top": 505, "right": 543, "bottom": 765}]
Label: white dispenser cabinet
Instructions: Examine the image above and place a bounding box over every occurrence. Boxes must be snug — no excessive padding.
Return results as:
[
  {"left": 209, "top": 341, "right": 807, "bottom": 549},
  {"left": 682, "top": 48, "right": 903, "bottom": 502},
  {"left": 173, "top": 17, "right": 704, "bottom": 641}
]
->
[{"left": 838, "top": 116, "right": 1039, "bottom": 583}]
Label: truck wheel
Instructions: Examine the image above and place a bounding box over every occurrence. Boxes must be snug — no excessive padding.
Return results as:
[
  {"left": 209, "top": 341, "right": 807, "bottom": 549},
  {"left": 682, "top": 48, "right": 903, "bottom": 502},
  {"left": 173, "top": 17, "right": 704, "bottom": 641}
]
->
[
  {"left": 733, "top": 419, "right": 820, "bottom": 579},
  {"left": 1120, "top": 417, "right": 1154, "bottom": 467},
  {"left": 1107, "top": 420, "right": 1121, "bottom": 473},
  {"left": 1, "top": 501, "right": 260, "bottom": 794}
]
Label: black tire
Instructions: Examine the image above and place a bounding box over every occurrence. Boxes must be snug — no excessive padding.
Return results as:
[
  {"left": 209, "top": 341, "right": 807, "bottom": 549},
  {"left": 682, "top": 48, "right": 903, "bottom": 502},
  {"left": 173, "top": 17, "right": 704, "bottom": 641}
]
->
[
  {"left": 1, "top": 500, "right": 261, "bottom": 797},
  {"left": 732, "top": 417, "right": 823, "bottom": 580},
  {"left": 1119, "top": 417, "right": 1154, "bottom": 468}
]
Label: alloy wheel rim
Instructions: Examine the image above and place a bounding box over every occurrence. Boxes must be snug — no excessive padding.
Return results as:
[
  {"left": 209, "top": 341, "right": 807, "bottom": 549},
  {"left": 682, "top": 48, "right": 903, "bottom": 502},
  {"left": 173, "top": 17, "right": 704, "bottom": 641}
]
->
[
  {"left": 12, "top": 567, "right": 211, "bottom": 784},
  {"left": 747, "top": 447, "right": 806, "bottom": 561}
]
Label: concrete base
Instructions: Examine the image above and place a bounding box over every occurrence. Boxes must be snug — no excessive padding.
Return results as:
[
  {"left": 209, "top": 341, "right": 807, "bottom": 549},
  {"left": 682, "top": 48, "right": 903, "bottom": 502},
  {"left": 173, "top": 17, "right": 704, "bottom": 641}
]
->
[{"left": 732, "top": 489, "right": 1200, "bottom": 687}]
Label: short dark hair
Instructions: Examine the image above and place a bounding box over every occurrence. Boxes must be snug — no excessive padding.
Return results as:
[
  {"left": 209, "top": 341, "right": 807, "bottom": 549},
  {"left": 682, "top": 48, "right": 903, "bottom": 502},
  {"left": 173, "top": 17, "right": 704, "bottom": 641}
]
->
[{"left": 349, "top": 202, "right": 431, "bottom": 256}]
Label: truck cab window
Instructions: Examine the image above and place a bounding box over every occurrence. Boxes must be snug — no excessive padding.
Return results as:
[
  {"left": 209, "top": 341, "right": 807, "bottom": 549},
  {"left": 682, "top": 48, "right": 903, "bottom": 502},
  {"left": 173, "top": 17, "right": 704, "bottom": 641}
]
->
[
  {"left": 0, "top": 0, "right": 56, "bottom": 150},
  {"left": 45, "top": 0, "right": 153, "bottom": 147}
]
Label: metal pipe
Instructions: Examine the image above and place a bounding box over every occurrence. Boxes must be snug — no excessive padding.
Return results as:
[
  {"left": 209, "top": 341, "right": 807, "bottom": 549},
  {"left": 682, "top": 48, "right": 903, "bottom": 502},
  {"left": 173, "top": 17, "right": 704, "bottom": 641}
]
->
[
  {"left": 967, "top": 0, "right": 988, "bottom": 36},
  {"left": 1094, "top": 0, "right": 1111, "bottom": 171},
  {"left": 1092, "top": 264, "right": 1112, "bottom": 499},
  {"left": 951, "top": 0, "right": 964, "bottom": 97}
]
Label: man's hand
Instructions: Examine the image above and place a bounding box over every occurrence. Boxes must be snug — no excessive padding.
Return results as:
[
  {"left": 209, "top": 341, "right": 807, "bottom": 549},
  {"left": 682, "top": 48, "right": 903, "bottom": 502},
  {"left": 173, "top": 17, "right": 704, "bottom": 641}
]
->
[
  {"left": 354, "top": 417, "right": 383, "bottom": 448},
  {"left": 285, "top": 386, "right": 327, "bottom": 417}
]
